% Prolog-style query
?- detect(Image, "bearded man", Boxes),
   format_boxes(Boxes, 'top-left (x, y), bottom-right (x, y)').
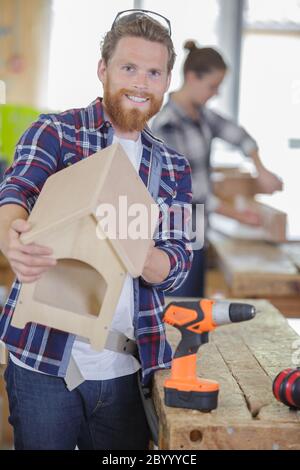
top-left (0, 10), bottom-right (193, 450)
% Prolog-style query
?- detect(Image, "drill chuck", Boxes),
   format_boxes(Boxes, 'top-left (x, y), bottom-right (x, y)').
top-left (229, 303), bottom-right (256, 323)
top-left (212, 301), bottom-right (256, 326)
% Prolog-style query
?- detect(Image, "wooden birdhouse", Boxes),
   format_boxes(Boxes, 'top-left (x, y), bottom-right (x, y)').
top-left (11, 143), bottom-right (159, 350)
top-left (0, 340), bottom-right (7, 364)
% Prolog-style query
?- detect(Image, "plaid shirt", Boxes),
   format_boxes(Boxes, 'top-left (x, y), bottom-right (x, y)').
top-left (0, 98), bottom-right (193, 385)
top-left (152, 96), bottom-right (258, 211)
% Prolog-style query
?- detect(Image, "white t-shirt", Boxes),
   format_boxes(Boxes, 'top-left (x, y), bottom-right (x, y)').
top-left (11, 135), bottom-right (143, 380)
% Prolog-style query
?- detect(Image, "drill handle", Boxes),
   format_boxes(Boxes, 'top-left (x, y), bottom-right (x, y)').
top-left (174, 328), bottom-right (209, 359)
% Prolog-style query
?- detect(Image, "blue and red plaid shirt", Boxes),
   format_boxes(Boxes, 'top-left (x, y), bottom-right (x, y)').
top-left (0, 97), bottom-right (193, 385)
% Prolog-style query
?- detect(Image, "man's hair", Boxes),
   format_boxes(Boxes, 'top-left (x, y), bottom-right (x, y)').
top-left (101, 13), bottom-right (176, 73)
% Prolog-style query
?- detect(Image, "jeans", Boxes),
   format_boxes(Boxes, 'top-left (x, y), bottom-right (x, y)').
top-left (4, 359), bottom-right (150, 450)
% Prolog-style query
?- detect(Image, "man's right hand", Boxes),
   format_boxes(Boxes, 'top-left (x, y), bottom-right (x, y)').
top-left (6, 219), bottom-right (57, 283)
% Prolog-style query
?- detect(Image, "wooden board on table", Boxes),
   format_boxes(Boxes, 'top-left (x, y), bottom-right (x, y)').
top-left (212, 169), bottom-right (258, 201)
top-left (281, 243), bottom-right (300, 271)
top-left (208, 230), bottom-right (300, 297)
top-left (210, 202), bottom-right (287, 244)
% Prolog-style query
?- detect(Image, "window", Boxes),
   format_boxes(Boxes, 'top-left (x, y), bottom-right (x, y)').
top-left (240, 0), bottom-right (300, 239)
top-left (144, 0), bottom-right (220, 92)
top-left (47, 0), bottom-right (220, 110)
top-left (47, 0), bottom-right (133, 110)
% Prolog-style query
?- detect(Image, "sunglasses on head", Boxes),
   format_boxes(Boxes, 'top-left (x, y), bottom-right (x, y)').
top-left (111, 9), bottom-right (172, 37)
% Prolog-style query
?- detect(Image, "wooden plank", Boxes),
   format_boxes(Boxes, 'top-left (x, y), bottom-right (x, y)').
top-left (205, 269), bottom-right (300, 318)
top-left (154, 300), bottom-right (300, 450)
top-left (267, 297), bottom-right (300, 319)
top-left (249, 200), bottom-right (287, 243)
top-left (209, 212), bottom-right (269, 241)
top-left (208, 230), bottom-right (300, 297)
top-left (212, 170), bottom-right (258, 201)
top-left (205, 269), bottom-right (230, 298)
top-left (281, 243), bottom-right (300, 270)
top-left (210, 205), bottom-right (287, 244)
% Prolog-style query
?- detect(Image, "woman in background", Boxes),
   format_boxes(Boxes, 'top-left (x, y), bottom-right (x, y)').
top-left (152, 40), bottom-right (282, 297)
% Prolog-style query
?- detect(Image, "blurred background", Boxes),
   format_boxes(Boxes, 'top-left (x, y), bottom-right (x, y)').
top-left (0, 0), bottom-right (299, 223)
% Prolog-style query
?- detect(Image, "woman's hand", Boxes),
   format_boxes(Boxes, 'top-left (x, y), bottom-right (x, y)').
top-left (256, 168), bottom-right (283, 194)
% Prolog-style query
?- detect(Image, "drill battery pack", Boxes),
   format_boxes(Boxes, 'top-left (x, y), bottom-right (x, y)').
top-left (164, 374), bottom-right (220, 412)
top-left (164, 387), bottom-right (219, 412)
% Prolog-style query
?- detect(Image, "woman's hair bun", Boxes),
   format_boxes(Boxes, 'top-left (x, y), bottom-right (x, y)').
top-left (184, 40), bottom-right (198, 52)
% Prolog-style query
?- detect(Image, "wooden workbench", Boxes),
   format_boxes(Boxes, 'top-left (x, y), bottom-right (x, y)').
top-left (153, 300), bottom-right (300, 450)
top-left (207, 230), bottom-right (300, 318)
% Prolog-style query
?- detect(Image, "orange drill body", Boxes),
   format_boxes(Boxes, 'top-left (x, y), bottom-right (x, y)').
top-left (163, 299), bottom-right (256, 411)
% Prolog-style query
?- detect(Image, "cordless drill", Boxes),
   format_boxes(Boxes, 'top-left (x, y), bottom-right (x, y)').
top-left (163, 299), bottom-right (256, 412)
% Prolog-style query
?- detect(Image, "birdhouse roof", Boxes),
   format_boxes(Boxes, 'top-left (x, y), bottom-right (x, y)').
top-left (21, 143), bottom-right (159, 277)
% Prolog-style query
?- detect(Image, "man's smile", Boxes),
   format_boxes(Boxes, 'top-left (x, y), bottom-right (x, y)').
top-left (125, 94), bottom-right (150, 105)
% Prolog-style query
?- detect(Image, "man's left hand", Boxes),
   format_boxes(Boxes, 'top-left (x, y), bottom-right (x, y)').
top-left (141, 241), bottom-right (171, 284)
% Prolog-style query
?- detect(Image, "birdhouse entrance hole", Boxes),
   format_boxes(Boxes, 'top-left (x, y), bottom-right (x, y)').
top-left (33, 259), bottom-right (107, 318)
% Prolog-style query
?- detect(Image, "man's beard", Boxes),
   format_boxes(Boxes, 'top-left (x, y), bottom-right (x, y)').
top-left (103, 83), bottom-right (163, 133)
